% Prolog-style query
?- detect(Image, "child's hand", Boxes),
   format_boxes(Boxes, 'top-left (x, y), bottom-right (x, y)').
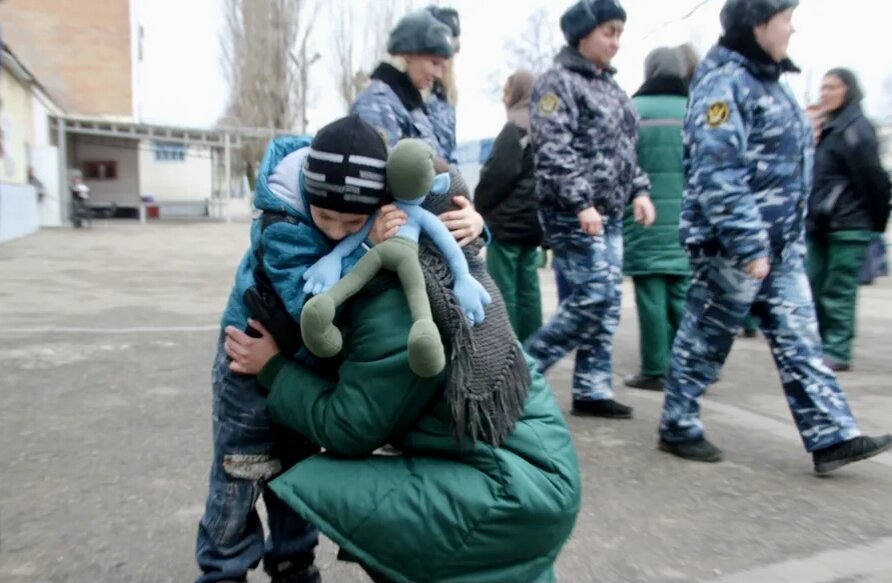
top-left (225, 319), bottom-right (280, 375)
top-left (369, 204), bottom-right (407, 245)
top-left (438, 196), bottom-right (484, 247)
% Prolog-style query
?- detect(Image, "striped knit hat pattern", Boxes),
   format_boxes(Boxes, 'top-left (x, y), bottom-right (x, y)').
top-left (303, 115), bottom-right (389, 215)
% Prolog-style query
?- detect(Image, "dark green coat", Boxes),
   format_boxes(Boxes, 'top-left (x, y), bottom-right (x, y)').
top-left (623, 81), bottom-right (690, 276)
top-left (261, 284), bottom-right (581, 583)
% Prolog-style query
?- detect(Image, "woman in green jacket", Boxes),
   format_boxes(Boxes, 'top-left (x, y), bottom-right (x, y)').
top-left (475, 69), bottom-right (543, 343)
top-left (806, 68), bottom-right (892, 372)
top-left (224, 196), bottom-right (581, 583)
top-left (622, 46), bottom-right (695, 391)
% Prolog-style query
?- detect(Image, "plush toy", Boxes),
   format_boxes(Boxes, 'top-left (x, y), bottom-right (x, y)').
top-left (300, 139), bottom-right (491, 377)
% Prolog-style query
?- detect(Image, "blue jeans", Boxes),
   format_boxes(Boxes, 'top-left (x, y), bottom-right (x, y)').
top-left (660, 251), bottom-right (861, 452)
top-left (554, 263), bottom-right (572, 304)
top-left (195, 338), bottom-right (319, 582)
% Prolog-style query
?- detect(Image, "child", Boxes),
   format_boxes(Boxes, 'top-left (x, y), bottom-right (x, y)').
top-left (195, 115), bottom-right (392, 583)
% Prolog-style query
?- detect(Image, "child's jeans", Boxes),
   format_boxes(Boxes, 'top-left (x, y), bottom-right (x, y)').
top-left (195, 337), bottom-right (319, 582)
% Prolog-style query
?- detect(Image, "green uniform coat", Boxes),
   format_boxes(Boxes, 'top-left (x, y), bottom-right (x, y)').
top-left (622, 90), bottom-right (690, 276)
top-left (623, 78), bottom-right (691, 375)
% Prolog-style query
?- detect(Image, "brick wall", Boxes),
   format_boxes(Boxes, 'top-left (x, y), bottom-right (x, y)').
top-left (0, 0), bottom-right (132, 117)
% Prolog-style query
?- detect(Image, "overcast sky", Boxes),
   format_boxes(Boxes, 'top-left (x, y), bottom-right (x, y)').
top-left (136, 0), bottom-right (892, 141)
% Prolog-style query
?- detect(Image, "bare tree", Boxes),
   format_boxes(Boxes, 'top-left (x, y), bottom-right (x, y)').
top-left (328, 0), bottom-right (422, 111)
top-left (292, 1), bottom-right (322, 133)
top-left (330, 0), bottom-right (365, 109)
top-left (219, 0), bottom-right (320, 187)
top-left (505, 8), bottom-right (562, 75)
top-left (369, 0), bottom-right (417, 64)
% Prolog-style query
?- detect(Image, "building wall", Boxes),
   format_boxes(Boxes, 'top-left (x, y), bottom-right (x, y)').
top-left (29, 145), bottom-right (63, 228)
top-left (74, 138), bottom-right (140, 205)
top-left (0, 184), bottom-right (40, 243)
top-left (139, 142), bottom-right (213, 202)
top-left (31, 93), bottom-right (53, 148)
top-left (0, 0), bottom-right (133, 117)
top-left (0, 71), bottom-right (34, 186)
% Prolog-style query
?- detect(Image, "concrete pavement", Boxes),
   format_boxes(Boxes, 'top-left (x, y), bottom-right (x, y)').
top-left (1, 222), bottom-right (890, 583)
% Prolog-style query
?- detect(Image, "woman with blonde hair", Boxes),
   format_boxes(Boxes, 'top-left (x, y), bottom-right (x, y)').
top-left (351, 8), bottom-right (485, 247)
top-left (425, 5), bottom-right (461, 164)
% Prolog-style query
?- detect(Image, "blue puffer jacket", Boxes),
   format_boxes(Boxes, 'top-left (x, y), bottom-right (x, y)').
top-left (351, 63), bottom-right (445, 159)
top-left (680, 44), bottom-right (812, 264)
top-left (427, 86), bottom-right (457, 164)
top-left (220, 136), bottom-right (366, 349)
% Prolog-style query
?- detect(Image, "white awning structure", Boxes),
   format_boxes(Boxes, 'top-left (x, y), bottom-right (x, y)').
top-left (49, 116), bottom-right (301, 223)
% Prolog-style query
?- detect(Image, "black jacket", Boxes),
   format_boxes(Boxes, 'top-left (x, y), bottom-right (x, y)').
top-left (474, 122), bottom-right (542, 246)
top-left (808, 103), bottom-right (892, 235)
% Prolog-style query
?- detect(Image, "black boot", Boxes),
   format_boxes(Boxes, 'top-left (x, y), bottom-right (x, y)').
top-left (266, 552), bottom-right (321, 583)
top-left (822, 356), bottom-right (852, 372)
top-left (658, 438), bottom-right (723, 462)
top-left (623, 374), bottom-right (664, 391)
top-left (572, 399), bottom-right (633, 419)
top-left (813, 435), bottom-right (892, 474)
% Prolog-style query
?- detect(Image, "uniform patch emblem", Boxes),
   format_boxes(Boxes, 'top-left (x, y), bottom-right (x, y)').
top-left (706, 101), bottom-right (730, 127)
top-left (538, 92), bottom-right (560, 116)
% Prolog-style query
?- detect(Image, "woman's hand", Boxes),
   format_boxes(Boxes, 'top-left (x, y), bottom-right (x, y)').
top-left (368, 204), bottom-right (408, 245)
top-left (224, 319), bottom-right (281, 375)
top-left (577, 206), bottom-right (603, 236)
top-left (438, 196), bottom-right (485, 247)
top-left (632, 196), bottom-right (656, 227)
top-left (744, 257), bottom-right (770, 280)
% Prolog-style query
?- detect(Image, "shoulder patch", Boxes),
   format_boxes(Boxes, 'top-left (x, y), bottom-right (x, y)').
top-left (538, 92), bottom-right (560, 116)
top-left (706, 101), bottom-right (730, 128)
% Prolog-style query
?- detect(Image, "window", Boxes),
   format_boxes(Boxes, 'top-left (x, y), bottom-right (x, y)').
top-left (153, 141), bottom-right (186, 162)
top-left (82, 161), bottom-right (118, 180)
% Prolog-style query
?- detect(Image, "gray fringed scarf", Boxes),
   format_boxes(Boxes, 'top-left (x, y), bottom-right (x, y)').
top-left (417, 169), bottom-right (531, 445)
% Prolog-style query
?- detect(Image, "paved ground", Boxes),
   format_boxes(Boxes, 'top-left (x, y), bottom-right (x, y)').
top-left (1, 221), bottom-right (890, 583)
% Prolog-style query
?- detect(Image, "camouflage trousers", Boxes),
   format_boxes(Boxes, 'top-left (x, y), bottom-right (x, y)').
top-left (524, 212), bottom-right (623, 401)
top-left (659, 250), bottom-right (861, 452)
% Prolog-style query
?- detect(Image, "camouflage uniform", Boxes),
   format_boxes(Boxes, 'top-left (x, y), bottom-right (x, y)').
top-left (660, 44), bottom-right (861, 451)
top-left (351, 67), bottom-right (445, 159)
top-left (427, 86), bottom-right (457, 164)
top-left (524, 46), bottom-right (650, 402)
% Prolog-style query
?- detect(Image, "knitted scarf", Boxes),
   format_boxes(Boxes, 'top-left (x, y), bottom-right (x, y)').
top-left (421, 169), bottom-right (531, 445)
top-left (358, 169), bottom-right (531, 445)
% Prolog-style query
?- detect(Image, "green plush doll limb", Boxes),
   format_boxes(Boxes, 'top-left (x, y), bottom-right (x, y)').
top-left (300, 139), bottom-right (448, 377)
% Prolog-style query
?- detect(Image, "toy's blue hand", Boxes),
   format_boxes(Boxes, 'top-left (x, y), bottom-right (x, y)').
top-left (302, 253), bottom-right (344, 295)
top-left (430, 173), bottom-right (450, 195)
top-left (453, 275), bottom-right (492, 326)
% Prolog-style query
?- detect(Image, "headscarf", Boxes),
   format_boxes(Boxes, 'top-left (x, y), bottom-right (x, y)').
top-left (824, 67), bottom-right (863, 115)
top-left (504, 69), bottom-right (535, 133)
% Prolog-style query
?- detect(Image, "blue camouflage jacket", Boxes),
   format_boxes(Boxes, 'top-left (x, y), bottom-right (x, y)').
top-left (427, 85), bottom-right (457, 164)
top-left (530, 46), bottom-right (650, 218)
top-left (681, 44), bottom-right (812, 264)
top-left (351, 63), bottom-right (445, 159)
top-left (220, 136), bottom-right (365, 353)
